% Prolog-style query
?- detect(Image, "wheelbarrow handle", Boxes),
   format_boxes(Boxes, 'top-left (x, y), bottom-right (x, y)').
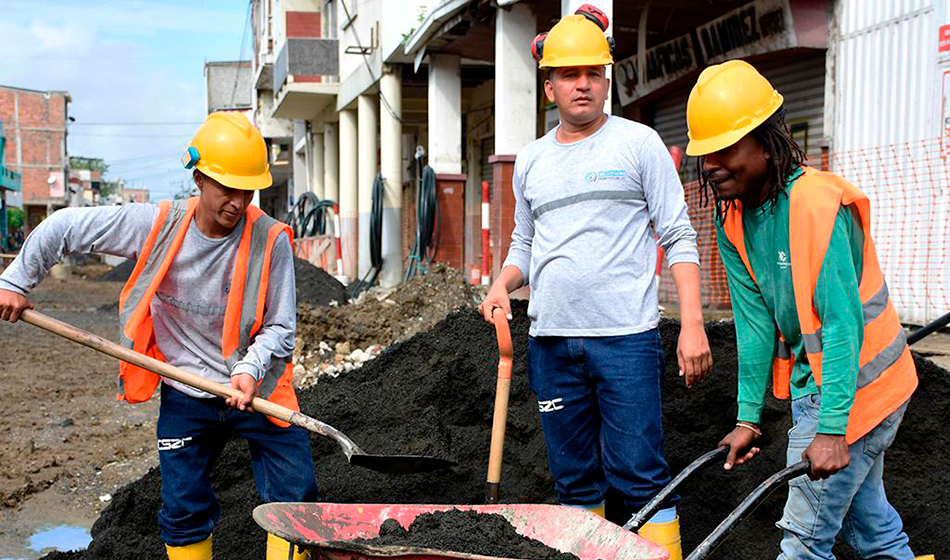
top-left (685, 460), bottom-right (811, 560)
top-left (624, 447), bottom-right (729, 531)
top-left (486, 307), bottom-right (513, 504)
top-left (907, 310), bottom-right (950, 345)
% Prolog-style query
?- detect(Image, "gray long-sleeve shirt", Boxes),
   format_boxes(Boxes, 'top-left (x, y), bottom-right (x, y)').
top-left (0, 204), bottom-right (296, 399)
top-left (503, 115), bottom-right (699, 337)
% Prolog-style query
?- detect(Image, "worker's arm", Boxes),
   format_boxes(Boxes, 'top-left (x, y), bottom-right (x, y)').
top-left (670, 262), bottom-right (712, 387)
top-left (637, 130), bottom-right (711, 386)
top-left (0, 204), bottom-right (156, 322)
top-left (479, 158), bottom-right (531, 324)
top-left (805, 206), bottom-right (864, 479)
top-left (714, 221), bottom-right (776, 470)
top-left (228, 232), bottom-right (296, 404)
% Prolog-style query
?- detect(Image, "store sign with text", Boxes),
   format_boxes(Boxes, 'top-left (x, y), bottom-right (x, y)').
top-left (615, 0), bottom-right (797, 105)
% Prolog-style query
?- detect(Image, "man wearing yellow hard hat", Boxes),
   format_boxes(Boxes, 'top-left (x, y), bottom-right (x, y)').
top-left (479, 6), bottom-right (711, 559)
top-left (687, 60), bottom-right (930, 559)
top-left (0, 112), bottom-right (317, 560)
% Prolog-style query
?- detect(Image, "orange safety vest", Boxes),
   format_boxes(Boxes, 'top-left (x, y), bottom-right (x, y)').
top-left (721, 167), bottom-right (917, 444)
top-left (116, 197), bottom-right (299, 427)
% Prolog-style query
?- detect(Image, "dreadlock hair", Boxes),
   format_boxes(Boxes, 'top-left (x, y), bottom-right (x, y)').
top-left (698, 106), bottom-right (806, 224)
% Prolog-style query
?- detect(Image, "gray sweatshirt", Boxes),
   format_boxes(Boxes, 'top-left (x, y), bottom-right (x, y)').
top-left (0, 204), bottom-right (296, 399)
top-left (503, 115), bottom-right (699, 337)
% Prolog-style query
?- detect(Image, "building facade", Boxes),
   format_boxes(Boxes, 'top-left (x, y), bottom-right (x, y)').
top-left (0, 85), bottom-right (71, 232)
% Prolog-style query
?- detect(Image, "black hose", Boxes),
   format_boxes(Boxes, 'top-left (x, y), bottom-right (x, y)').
top-left (287, 192), bottom-right (336, 238)
top-left (347, 173), bottom-right (384, 297)
top-left (404, 153), bottom-right (438, 281)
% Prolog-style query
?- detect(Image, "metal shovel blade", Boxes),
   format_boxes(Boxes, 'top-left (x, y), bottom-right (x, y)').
top-left (349, 453), bottom-right (457, 474)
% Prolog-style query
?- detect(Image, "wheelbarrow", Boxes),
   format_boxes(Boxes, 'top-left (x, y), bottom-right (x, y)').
top-left (253, 458), bottom-right (809, 560)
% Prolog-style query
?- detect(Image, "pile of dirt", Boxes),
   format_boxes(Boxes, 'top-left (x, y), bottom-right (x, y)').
top-left (93, 260), bottom-right (134, 283)
top-left (357, 510), bottom-right (577, 560)
top-left (293, 257), bottom-right (346, 307)
top-left (293, 265), bottom-right (481, 386)
top-left (45, 304), bottom-right (950, 559)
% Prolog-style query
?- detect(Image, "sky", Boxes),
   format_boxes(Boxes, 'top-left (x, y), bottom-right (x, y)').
top-left (0, 0), bottom-right (250, 200)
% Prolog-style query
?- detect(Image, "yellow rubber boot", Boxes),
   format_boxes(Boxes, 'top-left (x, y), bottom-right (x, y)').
top-left (588, 505), bottom-right (605, 518)
top-left (914, 556), bottom-right (935, 560)
top-left (267, 533), bottom-right (309, 560)
top-left (166, 537), bottom-right (212, 560)
top-left (638, 518), bottom-right (683, 560)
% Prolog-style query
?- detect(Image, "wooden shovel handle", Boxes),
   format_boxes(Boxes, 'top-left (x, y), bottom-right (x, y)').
top-left (486, 307), bottom-right (513, 503)
top-left (19, 309), bottom-right (296, 425)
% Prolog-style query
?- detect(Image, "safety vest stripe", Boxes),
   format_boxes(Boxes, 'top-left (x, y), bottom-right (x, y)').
top-left (857, 329), bottom-right (908, 389)
top-left (120, 200), bottom-right (190, 345)
top-left (236, 218), bottom-right (272, 354)
top-left (775, 340), bottom-right (791, 359)
top-left (862, 282), bottom-right (889, 325)
top-left (531, 190), bottom-right (645, 220)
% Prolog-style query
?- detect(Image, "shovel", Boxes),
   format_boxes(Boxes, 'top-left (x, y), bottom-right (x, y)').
top-left (485, 307), bottom-right (513, 504)
top-left (19, 309), bottom-right (455, 475)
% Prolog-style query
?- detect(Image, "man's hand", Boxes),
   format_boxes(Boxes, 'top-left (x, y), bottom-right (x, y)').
top-left (803, 433), bottom-right (850, 480)
top-left (478, 285), bottom-right (512, 325)
top-left (0, 289), bottom-right (33, 323)
top-left (226, 373), bottom-right (259, 412)
top-left (719, 426), bottom-right (761, 471)
top-left (677, 322), bottom-right (712, 388)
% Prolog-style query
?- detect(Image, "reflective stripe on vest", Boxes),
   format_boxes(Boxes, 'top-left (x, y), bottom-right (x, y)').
top-left (116, 198), bottom-right (298, 427)
top-left (721, 167), bottom-right (917, 443)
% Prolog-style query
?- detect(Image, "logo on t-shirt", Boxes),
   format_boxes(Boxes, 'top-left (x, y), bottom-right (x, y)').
top-left (777, 251), bottom-right (791, 269)
top-left (585, 170), bottom-right (626, 183)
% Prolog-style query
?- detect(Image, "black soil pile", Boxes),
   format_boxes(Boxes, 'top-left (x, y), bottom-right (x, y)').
top-left (45, 304), bottom-right (950, 560)
top-left (94, 260), bottom-right (134, 282)
top-left (355, 510), bottom-right (576, 560)
top-left (294, 257), bottom-right (346, 307)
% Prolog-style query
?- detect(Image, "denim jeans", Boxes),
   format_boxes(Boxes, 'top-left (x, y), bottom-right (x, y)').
top-left (156, 383), bottom-right (319, 546)
top-left (777, 393), bottom-right (913, 560)
top-left (527, 329), bottom-right (673, 514)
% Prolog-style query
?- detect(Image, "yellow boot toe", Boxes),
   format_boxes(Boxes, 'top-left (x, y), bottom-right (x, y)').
top-left (166, 536), bottom-right (212, 560)
top-left (638, 518), bottom-right (682, 560)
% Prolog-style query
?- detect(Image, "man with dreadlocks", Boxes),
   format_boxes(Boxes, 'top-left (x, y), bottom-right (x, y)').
top-left (686, 59), bottom-right (924, 559)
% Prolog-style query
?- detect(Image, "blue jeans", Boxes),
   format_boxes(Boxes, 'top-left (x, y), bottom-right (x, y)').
top-left (527, 329), bottom-right (673, 514)
top-left (777, 393), bottom-right (913, 560)
top-left (156, 383), bottom-right (319, 546)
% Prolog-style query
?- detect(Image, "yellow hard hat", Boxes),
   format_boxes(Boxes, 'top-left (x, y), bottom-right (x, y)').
top-left (536, 14), bottom-right (613, 69)
top-left (685, 59), bottom-right (784, 156)
top-left (182, 112), bottom-right (272, 190)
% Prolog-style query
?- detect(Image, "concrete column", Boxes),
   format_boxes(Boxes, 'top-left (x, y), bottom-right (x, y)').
top-left (495, 3), bottom-right (537, 154)
top-left (379, 65), bottom-right (403, 287)
top-left (492, 4), bottom-right (538, 278)
top-left (561, 0), bottom-right (613, 114)
top-left (310, 130), bottom-right (325, 199)
top-left (427, 54), bottom-right (462, 174)
top-left (357, 93), bottom-right (378, 279)
top-left (292, 120), bottom-right (309, 203)
top-left (323, 122), bottom-right (339, 205)
top-left (339, 108), bottom-right (358, 281)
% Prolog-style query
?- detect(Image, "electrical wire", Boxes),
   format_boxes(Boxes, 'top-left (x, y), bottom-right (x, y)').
top-left (230, 0), bottom-right (253, 108)
top-left (404, 149), bottom-right (438, 281)
top-left (348, 173), bottom-right (384, 297)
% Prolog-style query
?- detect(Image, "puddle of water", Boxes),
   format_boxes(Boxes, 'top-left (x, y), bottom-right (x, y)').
top-left (27, 525), bottom-right (91, 552)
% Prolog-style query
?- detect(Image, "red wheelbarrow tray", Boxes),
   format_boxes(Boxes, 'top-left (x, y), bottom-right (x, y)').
top-left (253, 503), bottom-right (669, 560)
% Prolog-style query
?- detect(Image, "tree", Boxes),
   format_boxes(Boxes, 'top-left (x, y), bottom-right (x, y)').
top-left (7, 207), bottom-right (24, 231)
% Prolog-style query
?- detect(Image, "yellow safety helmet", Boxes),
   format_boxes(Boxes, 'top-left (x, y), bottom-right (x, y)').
top-left (534, 9), bottom-right (613, 69)
top-left (685, 59), bottom-right (784, 157)
top-left (181, 112), bottom-right (272, 191)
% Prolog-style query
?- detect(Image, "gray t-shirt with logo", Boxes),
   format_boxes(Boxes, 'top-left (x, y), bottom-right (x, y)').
top-left (503, 115), bottom-right (699, 337)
